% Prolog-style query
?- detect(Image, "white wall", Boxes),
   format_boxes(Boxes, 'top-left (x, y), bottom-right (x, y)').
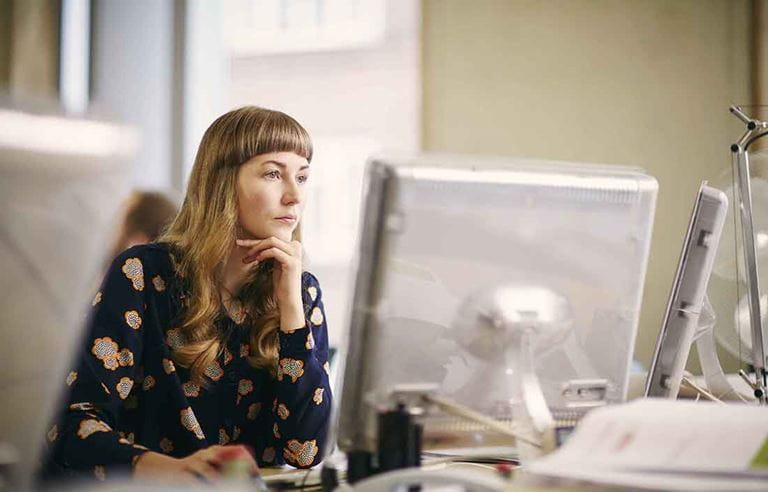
top-left (182, 0), bottom-right (229, 187)
top-left (91, 0), bottom-right (176, 190)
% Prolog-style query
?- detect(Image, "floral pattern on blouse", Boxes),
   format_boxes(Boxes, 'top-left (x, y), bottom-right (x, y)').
top-left (121, 258), bottom-right (144, 291)
top-left (247, 403), bottom-right (261, 420)
top-left (142, 375), bottom-right (156, 391)
top-left (182, 381), bottom-right (200, 398)
top-left (116, 348), bottom-right (134, 367)
top-left (159, 438), bottom-right (173, 453)
top-left (181, 407), bottom-right (205, 440)
top-left (162, 358), bottom-right (175, 374)
top-left (66, 371), bottom-right (78, 386)
top-left (262, 447), bottom-right (276, 464)
top-left (77, 419), bottom-right (111, 440)
top-left (91, 337), bottom-right (135, 371)
top-left (219, 428), bottom-right (230, 445)
top-left (152, 275), bottom-right (166, 292)
top-left (306, 330), bottom-right (315, 350)
top-left (124, 310), bottom-right (142, 330)
top-left (40, 244), bottom-right (332, 483)
top-left (204, 361), bottom-right (224, 382)
top-left (115, 377), bottom-right (133, 400)
top-left (310, 307), bottom-right (324, 326)
top-left (165, 328), bottom-right (185, 349)
top-left (313, 388), bottom-right (324, 405)
top-left (47, 425), bottom-right (58, 443)
top-left (284, 439), bottom-right (319, 468)
top-left (278, 358), bottom-right (305, 383)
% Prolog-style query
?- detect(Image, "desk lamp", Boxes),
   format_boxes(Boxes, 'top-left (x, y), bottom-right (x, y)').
top-left (728, 106), bottom-right (768, 403)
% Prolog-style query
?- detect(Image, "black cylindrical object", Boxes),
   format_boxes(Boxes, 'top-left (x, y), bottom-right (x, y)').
top-left (410, 422), bottom-right (422, 468)
top-left (346, 450), bottom-right (374, 484)
top-left (320, 462), bottom-right (340, 491)
top-left (377, 403), bottom-right (422, 472)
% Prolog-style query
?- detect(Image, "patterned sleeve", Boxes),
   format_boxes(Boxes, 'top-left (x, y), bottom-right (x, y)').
top-left (44, 251), bottom-right (151, 478)
top-left (260, 272), bottom-right (333, 469)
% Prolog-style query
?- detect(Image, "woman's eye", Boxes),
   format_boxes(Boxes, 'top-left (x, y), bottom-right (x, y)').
top-left (297, 174), bottom-right (309, 184)
top-left (265, 170), bottom-right (280, 179)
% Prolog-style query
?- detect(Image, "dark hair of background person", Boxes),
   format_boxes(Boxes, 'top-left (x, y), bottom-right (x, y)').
top-left (108, 190), bottom-right (179, 262)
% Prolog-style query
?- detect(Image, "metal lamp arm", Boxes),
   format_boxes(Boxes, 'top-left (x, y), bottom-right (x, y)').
top-left (729, 105), bottom-right (768, 403)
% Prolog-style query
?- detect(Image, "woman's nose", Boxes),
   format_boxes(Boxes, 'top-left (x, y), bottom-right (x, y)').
top-left (282, 181), bottom-right (302, 205)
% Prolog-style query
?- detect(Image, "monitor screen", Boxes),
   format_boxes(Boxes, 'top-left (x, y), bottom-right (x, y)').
top-left (336, 154), bottom-right (658, 453)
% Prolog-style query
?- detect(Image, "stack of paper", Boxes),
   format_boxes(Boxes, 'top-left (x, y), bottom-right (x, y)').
top-left (525, 398), bottom-right (768, 490)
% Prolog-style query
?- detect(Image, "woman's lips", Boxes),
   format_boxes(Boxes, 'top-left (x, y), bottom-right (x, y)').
top-left (275, 216), bottom-right (297, 224)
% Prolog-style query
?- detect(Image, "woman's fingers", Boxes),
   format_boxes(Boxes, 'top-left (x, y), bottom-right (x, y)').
top-left (178, 445), bottom-right (226, 483)
top-left (245, 454), bottom-right (260, 475)
top-left (134, 446), bottom-right (250, 485)
top-left (201, 445), bottom-right (227, 464)
top-left (255, 246), bottom-right (296, 267)
top-left (237, 239), bottom-right (263, 264)
top-left (186, 456), bottom-right (222, 483)
top-left (235, 239), bottom-right (260, 246)
top-left (239, 237), bottom-right (301, 264)
top-left (213, 444), bottom-right (260, 475)
top-left (177, 471), bottom-right (205, 485)
top-left (237, 237), bottom-right (297, 254)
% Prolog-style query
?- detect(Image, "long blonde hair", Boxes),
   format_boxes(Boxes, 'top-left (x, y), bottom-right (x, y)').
top-left (159, 106), bottom-right (312, 384)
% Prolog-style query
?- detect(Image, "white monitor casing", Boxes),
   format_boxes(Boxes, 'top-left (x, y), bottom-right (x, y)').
top-left (337, 154), bottom-right (658, 453)
top-left (645, 183), bottom-right (728, 399)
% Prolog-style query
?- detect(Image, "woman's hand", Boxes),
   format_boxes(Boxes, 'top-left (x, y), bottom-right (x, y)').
top-left (133, 445), bottom-right (259, 483)
top-left (236, 237), bottom-right (305, 332)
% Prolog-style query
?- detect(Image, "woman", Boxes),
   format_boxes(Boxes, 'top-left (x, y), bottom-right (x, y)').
top-left (42, 106), bottom-right (332, 483)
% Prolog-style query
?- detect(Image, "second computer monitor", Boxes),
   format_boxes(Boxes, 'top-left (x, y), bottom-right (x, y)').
top-left (645, 183), bottom-right (728, 399)
top-left (338, 154), bottom-right (658, 453)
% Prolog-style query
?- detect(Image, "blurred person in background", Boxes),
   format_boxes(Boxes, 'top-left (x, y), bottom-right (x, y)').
top-left (41, 106), bottom-right (332, 485)
top-left (107, 190), bottom-right (179, 263)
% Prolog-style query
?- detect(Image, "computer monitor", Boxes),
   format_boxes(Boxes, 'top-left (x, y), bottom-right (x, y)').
top-left (0, 108), bottom-right (134, 489)
top-left (644, 183), bottom-right (728, 399)
top-left (336, 154), bottom-right (658, 455)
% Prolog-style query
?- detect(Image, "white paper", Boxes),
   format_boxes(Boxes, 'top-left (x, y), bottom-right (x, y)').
top-left (526, 398), bottom-right (768, 490)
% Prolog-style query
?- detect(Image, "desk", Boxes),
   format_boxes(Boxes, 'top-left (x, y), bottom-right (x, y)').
top-left (260, 457), bottom-right (608, 491)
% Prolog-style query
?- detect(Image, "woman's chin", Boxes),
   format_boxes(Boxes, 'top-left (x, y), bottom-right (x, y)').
top-left (267, 228), bottom-right (294, 243)
top-left (238, 226), bottom-right (293, 242)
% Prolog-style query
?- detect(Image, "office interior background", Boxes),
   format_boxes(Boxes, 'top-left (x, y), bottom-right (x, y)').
top-left (1, 0), bottom-right (767, 375)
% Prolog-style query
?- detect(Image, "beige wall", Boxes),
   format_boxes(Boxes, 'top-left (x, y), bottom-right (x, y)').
top-left (0, 0), bottom-right (11, 88)
top-left (422, 0), bottom-right (752, 369)
top-left (0, 0), bottom-right (60, 100)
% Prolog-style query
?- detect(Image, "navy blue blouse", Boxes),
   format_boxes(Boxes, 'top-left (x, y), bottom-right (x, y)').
top-left (42, 243), bottom-right (332, 482)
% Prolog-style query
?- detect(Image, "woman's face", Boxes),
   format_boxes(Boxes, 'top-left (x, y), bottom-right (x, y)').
top-left (235, 151), bottom-right (310, 242)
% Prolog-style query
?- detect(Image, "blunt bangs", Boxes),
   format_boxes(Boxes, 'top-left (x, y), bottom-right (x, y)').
top-left (236, 108), bottom-right (313, 165)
